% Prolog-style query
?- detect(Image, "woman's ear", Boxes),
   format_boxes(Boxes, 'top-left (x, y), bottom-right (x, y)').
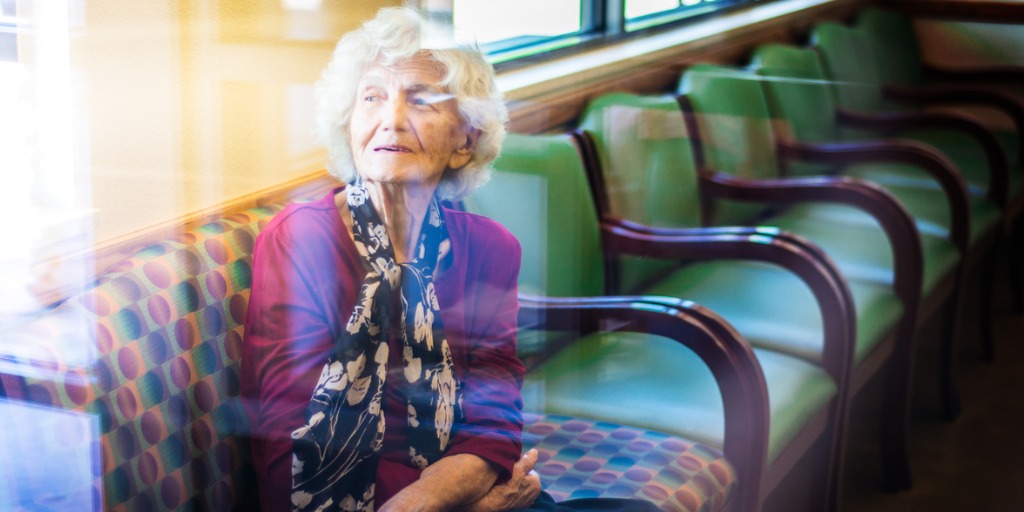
top-left (461, 128), bottom-right (480, 154)
top-left (449, 128), bottom-right (479, 169)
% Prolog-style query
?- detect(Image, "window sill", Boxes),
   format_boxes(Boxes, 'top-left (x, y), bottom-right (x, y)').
top-left (495, 0), bottom-right (855, 131)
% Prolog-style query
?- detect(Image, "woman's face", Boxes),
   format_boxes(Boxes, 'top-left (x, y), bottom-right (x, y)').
top-left (349, 55), bottom-right (473, 189)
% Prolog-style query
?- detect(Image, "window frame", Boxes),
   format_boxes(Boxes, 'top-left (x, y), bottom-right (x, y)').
top-left (468, 0), bottom-right (765, 69)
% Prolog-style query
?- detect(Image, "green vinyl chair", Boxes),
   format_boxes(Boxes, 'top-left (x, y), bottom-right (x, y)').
top-left (573, 94), bottom-right (872, 510)
top-left (677, 62), bottom-right (973, 491)
top-left (856, 6), bottom-right (1024, 92)
top-left (829, 13), bottom-right (1024, 313)
top-left (465, 132), bottom-right (855, 512)
top-left (749, 42), bottom-right (996, 416)
top-left (811, 21), bottom-right (1016, 235)
top-left (577, 88), bottom-right (923, 499)
top-left (856, 6), bottom-right (1024, 169)
top-left (841, 10), bottom-right (1022, 164)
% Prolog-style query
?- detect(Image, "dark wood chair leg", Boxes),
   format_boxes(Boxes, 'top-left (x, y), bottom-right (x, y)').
top-left (1011, 216), bottom-right (1024, 314)
top-left (881, 318), bottom-right (916, 492)
top-left (980, 242), bottom-right (999, 361)
top-left (940, 287), bottom-right (965, 421)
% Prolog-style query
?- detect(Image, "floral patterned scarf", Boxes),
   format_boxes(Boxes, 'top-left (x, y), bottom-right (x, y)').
top-left (290, 181), bottom-right (463, 511)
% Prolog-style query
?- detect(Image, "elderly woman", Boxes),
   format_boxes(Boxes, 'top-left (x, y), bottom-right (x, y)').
top-left (242, 8), bottom-right (662, 512)
top-left (241, 8), bottom-right (538, 512)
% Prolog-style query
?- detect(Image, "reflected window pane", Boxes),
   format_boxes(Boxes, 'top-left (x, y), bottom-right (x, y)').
top-left (625, 0), bottom-right (727, 31)
top-left (626, 0), bottom-right (681, 20)
top-left (452, 0), bottom-right (581, 48)
top-left (0, 398), bottom-right (101, 511)
top-left (0, 1), bottom-right (91, 325)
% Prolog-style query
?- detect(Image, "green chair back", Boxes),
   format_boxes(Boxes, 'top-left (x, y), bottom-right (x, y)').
top-left (678, 63), bottom-right (780, 226)
top-left (856, 7), bottom-right (927, 88)
top-left (578, 93), bottom-right (704, 229)
top-left (751, 44), bottom-right (841, 144)
top-left (750, 43), bottom-right (843, 176)
top-left (577, 92), bottom-right (701, 291)
top-left (811, 22), bottom-right (888, 114)
top-left (464, 132), bottom-right (605, 299)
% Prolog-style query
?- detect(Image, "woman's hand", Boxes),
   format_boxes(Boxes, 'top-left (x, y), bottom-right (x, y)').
top-left (379, 454), bottom-right (499, 512)
top-left (460, 449), bottom-right (542, 512)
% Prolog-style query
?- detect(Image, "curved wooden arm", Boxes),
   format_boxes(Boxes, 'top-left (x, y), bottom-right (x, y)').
top-left (610, 220), bottom-right (849, 297)
top-left (882, 84), bottom-right (1024, 164)
top-left (600, 221), bottom-right (855, 394)
top-left (777, 138), bottom-right (971, 253)
top-left (518, 294), bottom-right (768, 511)
top-left (836, 108), bottom-right (1009, 207)
top-left (699, 171), bottom-right (925, 314)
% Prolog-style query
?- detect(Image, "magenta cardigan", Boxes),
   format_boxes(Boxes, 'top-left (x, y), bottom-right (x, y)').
top-left (241, 189), bottom-right (525, 511)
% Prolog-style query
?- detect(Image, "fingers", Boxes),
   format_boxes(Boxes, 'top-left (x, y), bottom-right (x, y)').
top-left (521, 449), bottom-right (539, 472)
top-left (524, 470), bottom-right (542, 504)
top-left (511, 449), bottom-right (540, 478)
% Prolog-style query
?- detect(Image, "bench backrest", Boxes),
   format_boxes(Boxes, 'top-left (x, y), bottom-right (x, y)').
top-left (0, 204), bottom-right (284, 511)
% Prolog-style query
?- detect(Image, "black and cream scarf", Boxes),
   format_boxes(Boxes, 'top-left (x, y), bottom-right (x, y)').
top-left (290, 181), bottom-right (463, 512)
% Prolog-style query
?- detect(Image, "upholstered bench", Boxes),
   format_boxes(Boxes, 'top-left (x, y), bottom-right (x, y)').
top-left (0, 201), bottom-right (736, 511)
top-left (0, 204), bottom-right (283, 511)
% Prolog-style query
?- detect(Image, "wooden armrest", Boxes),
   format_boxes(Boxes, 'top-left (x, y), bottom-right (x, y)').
top-left (883, 83), bottom-right (1024, 162)
top-left (777, 138), bottom-right (971, 253)
top-left (598, 221), bottom-right (855, 391)
top-left (608, 221), bottom-right (848, 294)
top-left (699, 171), bottom-right (925, 309)
top-left (836, 108), bottom-right (1009, 207)
top-left (517, 293), bottom-right (768, 512)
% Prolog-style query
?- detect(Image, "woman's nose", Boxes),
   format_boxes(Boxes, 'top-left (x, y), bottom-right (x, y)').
top-left (381, 97), bottom-right (409, 131)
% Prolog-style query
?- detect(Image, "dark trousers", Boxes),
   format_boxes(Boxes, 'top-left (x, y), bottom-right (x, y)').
top-left (514, 492), bottom-right (662, 512)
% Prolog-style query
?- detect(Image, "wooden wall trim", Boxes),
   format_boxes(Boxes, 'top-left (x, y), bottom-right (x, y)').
top-left (884, 0), bottom-right (1024, 23)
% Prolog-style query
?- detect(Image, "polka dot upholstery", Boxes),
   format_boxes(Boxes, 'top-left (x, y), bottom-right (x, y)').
top-left (523, 414), bottom-right (735, 512)
top-left (0, 205), bottom-right (283, 511)
top-left (0, 200), bottom-right (736, 512)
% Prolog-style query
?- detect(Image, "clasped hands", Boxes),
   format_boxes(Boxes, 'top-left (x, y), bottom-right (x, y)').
top-left (463, 449), bottom-right (542, 512)
top-left (379, 449), bottom-right (542, 512)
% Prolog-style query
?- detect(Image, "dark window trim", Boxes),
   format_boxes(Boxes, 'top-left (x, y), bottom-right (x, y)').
top-left (490, 0), bottom-right (765, 71)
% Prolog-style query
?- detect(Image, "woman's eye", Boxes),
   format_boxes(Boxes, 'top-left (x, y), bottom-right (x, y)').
top-left (412, 96), bottom-right (429, 106)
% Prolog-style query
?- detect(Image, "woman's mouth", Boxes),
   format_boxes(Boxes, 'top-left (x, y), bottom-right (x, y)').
top-left (375, 145), bottom-right (412, 153)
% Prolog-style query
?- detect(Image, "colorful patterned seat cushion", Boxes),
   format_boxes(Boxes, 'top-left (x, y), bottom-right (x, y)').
top-left (0, 204), bottom-right (284, 511)
top-left (523, 414), bottom-right (735, 512)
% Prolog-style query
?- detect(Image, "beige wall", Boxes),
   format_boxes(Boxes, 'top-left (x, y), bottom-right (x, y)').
top-left (916, 19), bottom-right (1024, 66)
top-left (912, 18), bottom-right (1024, 129)
top-left (78, 0), bottom-right (398, 247)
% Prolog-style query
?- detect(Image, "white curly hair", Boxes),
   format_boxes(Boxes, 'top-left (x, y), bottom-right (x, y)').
top-left (315, 7), bottom-right (508, 200)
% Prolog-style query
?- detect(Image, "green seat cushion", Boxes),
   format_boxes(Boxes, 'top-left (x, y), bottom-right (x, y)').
top-left (1014, 162), bottom-right (1024, 199)
top-left (643, 260), bottom-right (901, 366)
top-left (770, 204), bottom-right (961, 298)
top-left (897, 129), bottom-right (1008, 192)
top-left (843, 163), bottom-right (1003, 245)
top-left (994, 129), bottom-right (1021, 168)
top-left (523, 413), bottom-right (735, 509)
top-left (524, 332), bottom-right (836, 464)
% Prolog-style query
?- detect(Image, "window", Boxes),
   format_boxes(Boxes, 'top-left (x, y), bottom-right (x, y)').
top-left (423, 0), bottom-right (760, 63)
top-left (0, 1), bottom-right (91, 347)
top-left (1, 0), bottom-right (16, 61)
top-left (625, 0), bottom-right (742, 31)
top-left (448, 0), bottom-right (592, 63)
